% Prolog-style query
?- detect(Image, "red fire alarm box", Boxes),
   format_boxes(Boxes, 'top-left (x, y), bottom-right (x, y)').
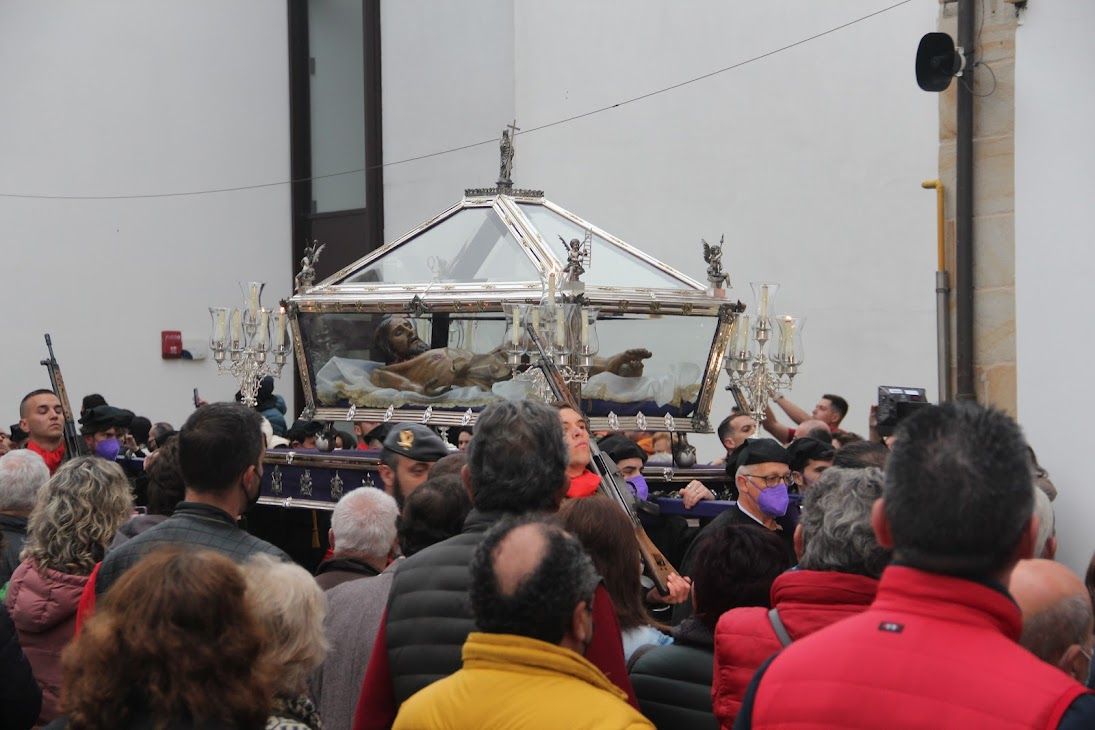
top-left (161, 331), bottom-right (183, 359)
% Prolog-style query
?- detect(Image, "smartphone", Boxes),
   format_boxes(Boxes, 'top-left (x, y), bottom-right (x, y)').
top-left (193, 388), bottom-right (201, 408)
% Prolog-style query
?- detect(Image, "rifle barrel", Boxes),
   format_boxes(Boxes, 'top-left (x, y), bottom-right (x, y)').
top-left (40, 334), bottom-right (87, 459)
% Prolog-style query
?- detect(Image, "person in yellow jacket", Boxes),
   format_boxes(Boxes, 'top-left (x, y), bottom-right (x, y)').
top-left (393, 518), bottom-right (653, 730)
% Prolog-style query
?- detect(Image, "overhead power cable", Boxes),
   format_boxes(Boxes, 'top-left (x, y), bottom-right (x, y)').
top-left (0, 0), bottom-right (914, 201)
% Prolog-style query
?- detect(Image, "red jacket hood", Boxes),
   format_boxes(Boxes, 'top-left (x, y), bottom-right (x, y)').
top-left (768, 569), bottom-right (879, 634)
top-left (5, 560), bottom-right (88, 634)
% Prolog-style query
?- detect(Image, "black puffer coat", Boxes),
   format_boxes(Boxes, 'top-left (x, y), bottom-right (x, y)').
top-left (0, 602), bottom-right (42, 730)
top-left (629, 617), bottom-right (719, 730)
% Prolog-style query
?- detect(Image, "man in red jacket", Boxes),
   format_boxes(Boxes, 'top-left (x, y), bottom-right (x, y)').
top-left (737, 402), bottom-right (1095, 729)
top-left (713, 465), bottom-right (887, 727)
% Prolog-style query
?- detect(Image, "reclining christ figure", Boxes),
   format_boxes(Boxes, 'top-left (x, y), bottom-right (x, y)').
top-left (368, 315), bottom-right (652, 396)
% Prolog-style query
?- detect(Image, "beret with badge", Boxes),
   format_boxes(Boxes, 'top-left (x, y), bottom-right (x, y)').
top-left (382, 424), bottom-right (450, 463)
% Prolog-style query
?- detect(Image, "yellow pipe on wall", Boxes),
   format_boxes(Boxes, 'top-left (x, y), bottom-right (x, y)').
top-left (921, 179), bottom-right (945, 271)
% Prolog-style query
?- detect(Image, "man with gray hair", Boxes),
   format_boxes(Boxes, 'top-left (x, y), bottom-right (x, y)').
top-left (1010, 559), bottom-right (1094, 683)
top-left (0, 449), bottom-right (50, 584)
top-left (393, 517), bottom-right (653, 729)
top-left (712, 467), bottom-right (889, 725)
top-left (315, 487), bottom-right (399, 591)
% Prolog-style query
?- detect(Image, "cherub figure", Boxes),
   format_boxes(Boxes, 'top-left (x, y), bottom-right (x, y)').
top-left (702, 235), bottom-right (729, 289)
top-left (295, 240), bottom-right (326, 292)
top-left (560, 235), bottom-right (586, 282)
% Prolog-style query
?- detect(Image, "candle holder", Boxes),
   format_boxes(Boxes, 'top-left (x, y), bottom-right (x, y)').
top-left (501, 300), bottom-right (600, 386)
top-left (724, 281), bottom-right (805, 423)
top-left (770, 315), bottom-right (806, 378)
top-left (209, 283), bottom-right (291, 406)
top-left (750, 281), bottom-right (779, 346)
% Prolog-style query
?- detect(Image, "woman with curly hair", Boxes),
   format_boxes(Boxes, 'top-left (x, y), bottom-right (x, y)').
top-left (56, 548), bottom-right (277, 729)
top-left (4, 456), bottom-right (132, 724)
top-left (244, 554), bottom-right (329, 730)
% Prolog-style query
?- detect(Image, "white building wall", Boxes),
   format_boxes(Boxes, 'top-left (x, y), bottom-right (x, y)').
top-left (0, 1), bottom-right (293, 429)
top-left (381, 0), bottom-right (516, 239)
top-left (1015, 4), bottom-right (1095, 575)
top-left (383, 0), bottom-right (940, 457)
top-left (0, 1), bottom-right (941, 453)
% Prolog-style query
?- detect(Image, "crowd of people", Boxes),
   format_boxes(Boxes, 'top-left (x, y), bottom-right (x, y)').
top-left (0, 381), bottom-right (1091, 729)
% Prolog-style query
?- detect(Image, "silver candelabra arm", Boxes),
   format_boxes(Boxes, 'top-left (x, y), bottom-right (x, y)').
top-left (723, 292), bottom-right (804, 424)
top-left (503, 301), bottom-right (599, 389)
top-left (211, 343), bottom-right (290, 407)
top-left (209, 283), bottom-right (291, 407)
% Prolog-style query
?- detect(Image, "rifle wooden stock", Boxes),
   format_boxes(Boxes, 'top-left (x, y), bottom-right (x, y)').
top-left (634, 521), bottom-right (675, 594)
top-left (526, 325), bottom-right (677, 595)
top-left (40, 334), bottom-right (88, 460)
top-left (588, 447), bottom-right (675, 595)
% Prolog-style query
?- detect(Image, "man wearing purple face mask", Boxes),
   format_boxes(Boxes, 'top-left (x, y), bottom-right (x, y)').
top-left (596, 435), bottom-right (650, 501)
top-left (78, 404), bottom-right (134, 461)
top-left (672, 439), bottom-right (798, 623)
top-left (685, 439), bottom-right (796, 566)
top-left (727, 438), bottom-right (797, 561)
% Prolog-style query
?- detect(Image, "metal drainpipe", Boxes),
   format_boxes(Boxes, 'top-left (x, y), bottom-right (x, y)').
top-left (923, 179), bottom-right (951, 402)
top-left (955, 0), bottom-right (976, 400)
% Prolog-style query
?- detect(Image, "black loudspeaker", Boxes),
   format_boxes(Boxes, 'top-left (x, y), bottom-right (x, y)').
top-left (916, 32), bottom-right (962, 92)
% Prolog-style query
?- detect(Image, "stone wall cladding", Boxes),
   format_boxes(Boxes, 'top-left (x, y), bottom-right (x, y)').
top-left (937, 0), bottom-right (1018, 414)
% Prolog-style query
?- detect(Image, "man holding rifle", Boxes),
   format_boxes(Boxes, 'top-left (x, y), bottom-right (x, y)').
top-left (555, 404), bottom-right (692, 604)
top-left (27, 335), bottom-right (90, 471)
top-left (18, 389), bottom-right (65, 474)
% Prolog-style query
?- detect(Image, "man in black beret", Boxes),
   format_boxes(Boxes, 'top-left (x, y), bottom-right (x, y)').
top-left (379, 424), bottom-right (450, 509)
top-left (786, 437), bottom-right (835, 491)
top-left (721, 439), bottom-right (797, 551)
top-left (671, 438), bottom-right (797, 623)
top-left (79, 404), bottom-right (134, 461)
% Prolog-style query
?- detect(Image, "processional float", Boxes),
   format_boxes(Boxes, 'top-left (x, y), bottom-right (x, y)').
top-left (247, 128), bottom-right (805, 530)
